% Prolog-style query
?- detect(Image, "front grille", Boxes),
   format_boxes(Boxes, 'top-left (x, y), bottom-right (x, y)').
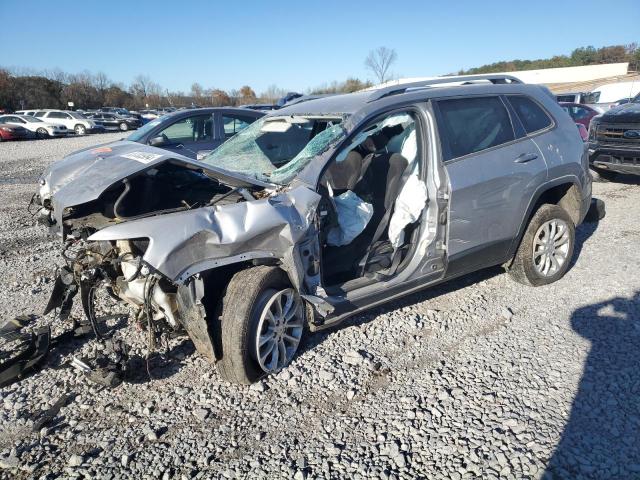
top-left (595, 123), bottom-right (640, 146)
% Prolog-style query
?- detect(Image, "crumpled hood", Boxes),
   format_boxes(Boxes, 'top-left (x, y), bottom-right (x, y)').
top-left (40, 141), bottom-right (274, 229)
top-left (600, 102), bottom-right (640, 124)
top-left (41, 141), bottom-right (185, 204)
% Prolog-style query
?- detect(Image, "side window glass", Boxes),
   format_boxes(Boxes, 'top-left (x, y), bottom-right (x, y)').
top-left (223, 116), bottom-right (252, 138)
top-left (437, 97), bottom-right (515, 160)
top-left (508, 95), bottom-right (553, 134)
top-left (35, 112), bottom-right (46, 118)
top-left (158, 115), bottom-right (213, 143)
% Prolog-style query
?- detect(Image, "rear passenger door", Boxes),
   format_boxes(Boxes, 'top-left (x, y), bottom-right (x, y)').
top-left (434, 95), bottom-right (548, 274)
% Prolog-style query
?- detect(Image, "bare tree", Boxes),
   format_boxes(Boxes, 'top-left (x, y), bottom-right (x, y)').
top-left (364, 47), bottom-right (397, 84)
top-left (190, 82), bottom-right (204, 100)
top-left (261, 84), bottom-right (287, 104)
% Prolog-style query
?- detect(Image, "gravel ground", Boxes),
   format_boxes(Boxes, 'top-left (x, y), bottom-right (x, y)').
top-left (0, 134), bottom-right (639, 480)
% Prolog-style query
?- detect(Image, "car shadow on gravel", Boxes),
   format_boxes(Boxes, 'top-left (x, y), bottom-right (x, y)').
top-left (569, 215), bottom-right (600, 270)
top-left (544, 291), bottom-right (640, 479)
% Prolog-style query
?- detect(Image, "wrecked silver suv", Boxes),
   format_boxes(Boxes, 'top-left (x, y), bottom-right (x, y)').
top-left (34, 75), bottom-right (592, 384)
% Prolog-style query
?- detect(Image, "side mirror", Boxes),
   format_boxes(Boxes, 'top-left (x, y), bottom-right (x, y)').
top-left (149, 135), bottom-right (165, 147)
top-left (196, 150), bottom-right (213, 161)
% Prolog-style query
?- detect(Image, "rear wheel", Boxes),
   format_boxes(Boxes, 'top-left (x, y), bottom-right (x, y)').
top-left (74, 124), bottom-right (86, 135)
top-left (119, 122), bottom-right (128, 132)
top-left (217, 266), bottom-right (305, 384)
top-left (36, 127), bottom-right (48, 139)
top-left (509, 204), bottom-right (575, 286)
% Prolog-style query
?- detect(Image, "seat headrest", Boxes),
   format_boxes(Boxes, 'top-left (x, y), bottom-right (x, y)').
top-left (326, 150), bottom-right (364, 190)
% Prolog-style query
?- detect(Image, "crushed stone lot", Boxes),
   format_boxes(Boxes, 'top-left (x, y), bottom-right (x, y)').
top-left (0, 134), bottom-right (639, 480)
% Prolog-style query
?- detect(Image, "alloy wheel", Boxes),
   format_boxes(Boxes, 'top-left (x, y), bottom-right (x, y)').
top-left (532, 219), bottom-right (571, 277)
top-left (254, 288), bottom-right (304, 373)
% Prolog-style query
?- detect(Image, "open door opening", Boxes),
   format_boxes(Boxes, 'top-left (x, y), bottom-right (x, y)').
top-left (318, 110), bottom-right (429, 288)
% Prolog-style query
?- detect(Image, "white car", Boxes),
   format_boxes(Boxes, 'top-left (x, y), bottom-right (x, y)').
top-left (0, 114), bottom-right (68, 138)
top-left (32, 110), bottom-right (101, 135)
top-left (583, 81), bottom-right (640, 113)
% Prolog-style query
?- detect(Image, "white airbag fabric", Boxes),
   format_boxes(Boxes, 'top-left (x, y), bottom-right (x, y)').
top-left (388, 174), bottom-right (428, 248)
top-left (327, 191), bottom-right (373, 246)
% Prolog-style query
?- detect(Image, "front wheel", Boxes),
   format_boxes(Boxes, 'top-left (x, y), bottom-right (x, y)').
top-left (119, 122), bottom-right (129, 132)
top-left (36, 127), bottom-right (49, 139)
top-left (508, 204), bottom-right (575, 286)
top-left (217, 266), bottom-right (305, 384)
top-left (74, 124), bottom-right (86, 135)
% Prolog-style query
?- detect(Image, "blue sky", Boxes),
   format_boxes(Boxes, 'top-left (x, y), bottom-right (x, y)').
top-left (1, 0), bottom-right (638, 94)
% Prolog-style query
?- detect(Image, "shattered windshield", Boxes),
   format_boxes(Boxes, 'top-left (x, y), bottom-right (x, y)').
top-left (202, 115), bottom-right (346, 184)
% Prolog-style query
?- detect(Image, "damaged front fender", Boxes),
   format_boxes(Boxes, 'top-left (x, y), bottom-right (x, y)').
top-left (87, 186), bottom-right (321, 285)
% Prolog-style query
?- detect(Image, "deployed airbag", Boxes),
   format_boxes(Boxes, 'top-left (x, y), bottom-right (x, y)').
top-left (327, 190), bottom-right (373, 246)
top-left (388, 174), bottom-right (428, 248)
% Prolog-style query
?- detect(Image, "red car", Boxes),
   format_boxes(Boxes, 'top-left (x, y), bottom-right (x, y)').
top-left (0, 122), bottom-right (30, 141)
top-left (560, 102), bottom-right (599, 130)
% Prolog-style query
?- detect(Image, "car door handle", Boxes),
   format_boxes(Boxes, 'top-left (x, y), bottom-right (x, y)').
top-left (514, 153), bottom-right (538, 164)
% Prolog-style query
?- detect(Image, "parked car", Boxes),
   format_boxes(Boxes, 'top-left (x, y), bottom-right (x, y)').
top-left (124, 107), bottom-right (264, 158)
top-left (0, 114), bottom-right (68, 138)
top-left (14, 110), bottom-right (38, 116)
top-left (582, 81), bottom-right (640, 113)
top-left (560, 102), bottom-right (599, 129)
top-left (87, 112), bottom-right (142, 132)
top-left (588, 92), bottom-right (640, 180)
top-left (556, 92), bottom-right (587, 104)
top-left (0, 122), bottom-right (30, 141)
top-left (33, 110), bottom-right (102, 135)
top-left (100, 107), bottom-right (131, 116)
top-left (576, 123), bottom-right (588, 142)
top-left (34, 74), bottom-right (593, 384)
top-left (241, 104), bottom-right (277, 111)
top-left (139, 110), bottom-right (160, 123)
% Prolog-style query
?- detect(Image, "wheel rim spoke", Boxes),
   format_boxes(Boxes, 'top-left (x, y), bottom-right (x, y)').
top-left (254, 288), bottom-right (304, 373)
top-left (532, 218), bottom-right (571, 277)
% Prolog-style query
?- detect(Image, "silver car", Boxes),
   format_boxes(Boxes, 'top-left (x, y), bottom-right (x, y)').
top-left (35, 74), bottom-right (592, 384)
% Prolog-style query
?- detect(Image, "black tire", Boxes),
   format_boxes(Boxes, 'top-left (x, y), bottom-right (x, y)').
top-left (590, 167), bottom-right (618, 183)
top-left (508, 204), bottom-right (575, 287)
top-left (119, 122), bottom-right (128, 132)
top-left (217, 266), bottom-right (304, 384)
top-left (74, 124), bottom-right (86, 135)
top-left (36, 127), bottom-right (48, 139)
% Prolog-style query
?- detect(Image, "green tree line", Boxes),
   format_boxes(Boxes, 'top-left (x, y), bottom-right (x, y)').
top-left (458, 43), bottom-right (640, 75)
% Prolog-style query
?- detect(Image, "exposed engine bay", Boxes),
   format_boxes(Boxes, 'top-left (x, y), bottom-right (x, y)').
top-left (53, 161), bottom-right (257, 239)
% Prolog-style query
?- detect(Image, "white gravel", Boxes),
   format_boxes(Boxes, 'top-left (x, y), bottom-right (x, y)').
top-left (0, 134), bottom-right (639, 479)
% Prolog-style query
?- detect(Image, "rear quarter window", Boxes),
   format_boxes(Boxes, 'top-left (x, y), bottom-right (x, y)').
top-left (508, 95), bottom-right (553, 134)
top-left (436, 96), bottom-right (515, 161)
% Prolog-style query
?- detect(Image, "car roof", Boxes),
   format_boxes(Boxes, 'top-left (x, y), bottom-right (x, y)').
top-left (274, 78), bottom-right (554, 128)
top-left (161, 107), bottom-right (265, 120)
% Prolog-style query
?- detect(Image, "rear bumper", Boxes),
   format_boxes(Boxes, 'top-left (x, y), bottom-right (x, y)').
top-left (1, 131), bottom-right (30, 140)
top-left (589, 145), bottom-right (640, 175)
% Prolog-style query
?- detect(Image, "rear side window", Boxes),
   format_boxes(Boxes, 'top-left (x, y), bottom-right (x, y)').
top-left (508, 95), bottom-right (553, 134)
top-left (437, 96), bottom-right (515, 160)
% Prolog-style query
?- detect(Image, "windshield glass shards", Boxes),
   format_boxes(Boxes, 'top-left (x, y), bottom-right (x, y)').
top-left (202, 115), bottom-right (346, 185)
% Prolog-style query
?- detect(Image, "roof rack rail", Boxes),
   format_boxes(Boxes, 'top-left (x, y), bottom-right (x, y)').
top-left (367, 74), bottom-right (523, 103)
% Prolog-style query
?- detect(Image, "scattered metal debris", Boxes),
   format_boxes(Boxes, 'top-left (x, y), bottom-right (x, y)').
top-left (31, 392), bottom-right (74, 432)
top-left (0, 326), bottom-right (51, 388)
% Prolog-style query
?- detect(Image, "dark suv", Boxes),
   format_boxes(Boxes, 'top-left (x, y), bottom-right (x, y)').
top-left (588, 93), bottom-right (640, 180)
top-left (36, 75), bottom-right (592, 384)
